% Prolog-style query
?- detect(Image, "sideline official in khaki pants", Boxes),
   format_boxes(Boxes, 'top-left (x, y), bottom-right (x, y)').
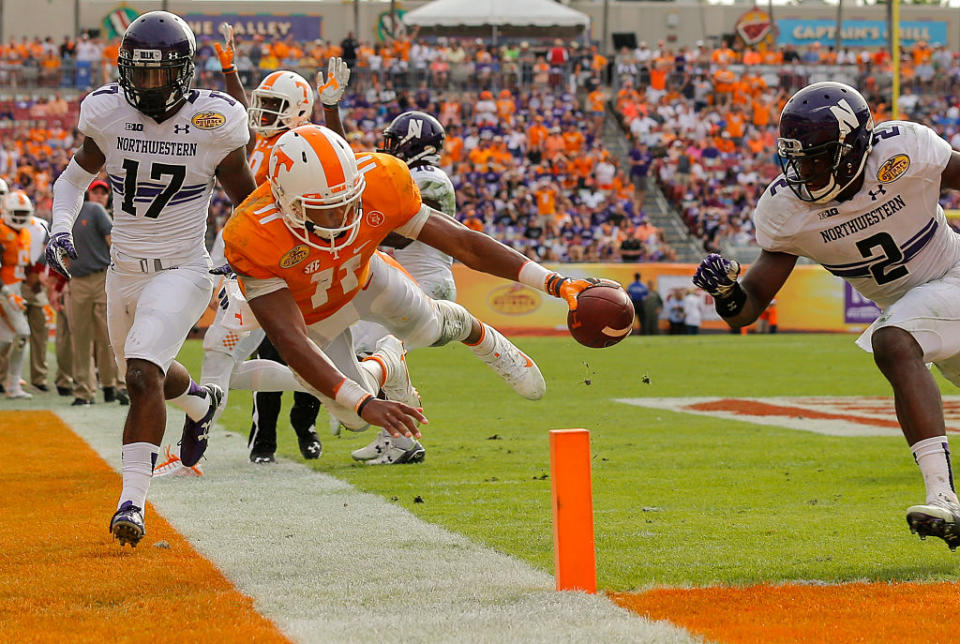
top-left (66, 180), bottom-right (125, 405)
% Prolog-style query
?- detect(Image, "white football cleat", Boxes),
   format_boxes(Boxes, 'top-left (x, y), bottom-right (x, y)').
top-left (351, 428), bottom-right (425, 465)
top-left (472, 325), bottom-right (545, 400)
top-left (5, 387), bottom-right (32, 400)
top-left (371, 335), bottom-right (421, 408)
top-left (907, 497), bottom-right (960, 551)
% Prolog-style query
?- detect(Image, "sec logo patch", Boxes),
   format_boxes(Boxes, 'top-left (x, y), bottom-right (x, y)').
top-left (876, 154), bottom-right (910, 183)
top-left (280, 244), bottom-right (310, 269)
top-left (366, 210), bottom-right (385, 227)
top-left (191, 111), bottom-right (226, 130)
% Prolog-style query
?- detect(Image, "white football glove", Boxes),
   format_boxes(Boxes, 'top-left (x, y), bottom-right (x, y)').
top-left (317, 57), bottom-right (350, 107)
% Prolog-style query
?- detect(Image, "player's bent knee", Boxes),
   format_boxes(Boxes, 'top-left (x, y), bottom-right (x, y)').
top-left (431, 299), bottom-right (472, 346)
top-left (871, 326), bottom-right (924, 372)
top-left (125, 360), bottom-right (164, 397)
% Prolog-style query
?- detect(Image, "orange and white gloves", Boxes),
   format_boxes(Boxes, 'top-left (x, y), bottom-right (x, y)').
top-left (1, 285), bottom-right (25, 311)
top-left (518, 261), bottom-right (605, 312)
top-left (214, 22), bottom-right (236, 74)
top-left (317, 57), bottom-right (351, 107)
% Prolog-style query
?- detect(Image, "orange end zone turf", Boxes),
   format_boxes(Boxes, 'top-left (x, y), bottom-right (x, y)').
top-left (0, 411), bottom-right (289, 642)
top-left (611, 581), bottom-right (960, 642)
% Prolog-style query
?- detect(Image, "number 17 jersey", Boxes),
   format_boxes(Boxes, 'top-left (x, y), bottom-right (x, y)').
top-left (754, 120), bottom-right (960, 310)
top-left (78, 83), bottom-right (249, 259)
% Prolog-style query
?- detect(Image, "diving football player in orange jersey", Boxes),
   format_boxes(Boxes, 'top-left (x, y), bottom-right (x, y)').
top-left (223, 125), bottom-right (598, 437)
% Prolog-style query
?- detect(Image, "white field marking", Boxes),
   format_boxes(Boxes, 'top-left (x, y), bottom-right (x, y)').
top-left (616, 395), bottom-right (960, 437)
top-left (49, 403), bottom-right (698, 644)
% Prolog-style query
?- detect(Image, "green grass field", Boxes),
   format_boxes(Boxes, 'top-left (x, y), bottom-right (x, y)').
top-left (177, 334), bottom-right (960, 591)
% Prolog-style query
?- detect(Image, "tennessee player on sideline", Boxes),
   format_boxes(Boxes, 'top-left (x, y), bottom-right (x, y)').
top-left (223, 125), bottom-right (599, 441)
top-left (0, 190), bottom-right (34, 399)
top-left (694, 82), bottom-right (960, 550)
top-left (44, 12), bottom-right (257, 547)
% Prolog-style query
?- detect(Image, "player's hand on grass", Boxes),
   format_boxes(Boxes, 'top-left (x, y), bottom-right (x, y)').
top-left (359, 399), bottom-right (427, 439)
top-left (693, 253), bottom-right (741, 298)
top-left (44, 232), bottom-right (77, 280)
top-left (317, 57), bottom-right (350, 107)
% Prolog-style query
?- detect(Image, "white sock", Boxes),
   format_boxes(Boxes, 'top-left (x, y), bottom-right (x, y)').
top-left (911, 436), bottom-right (959, 505)
top-left (231, 359), bottom-right (308, 392)
top-left (360, 356), bottom-right (386, 390)
top-left (118, 442), bottom-right (160, 510)
top-left (466, 323), bottom-right (498, 357)
top-left (168, 380), bottom-right (209, 421)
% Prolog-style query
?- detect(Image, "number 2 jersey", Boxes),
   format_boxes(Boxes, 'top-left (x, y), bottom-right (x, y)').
top-left (78, 83), bottom-right (249, 259)
top-left (754, 120), bottom-right (959, 310)
top-left (222, 152), bottom-right (427, 325)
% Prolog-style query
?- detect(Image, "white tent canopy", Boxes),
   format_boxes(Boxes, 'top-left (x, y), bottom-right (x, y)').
top-left (402, 0), bottom-right (589, 30)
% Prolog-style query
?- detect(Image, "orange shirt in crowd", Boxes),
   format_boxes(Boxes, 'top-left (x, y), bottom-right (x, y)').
top-left (535, 186), bottom-right (557, 216)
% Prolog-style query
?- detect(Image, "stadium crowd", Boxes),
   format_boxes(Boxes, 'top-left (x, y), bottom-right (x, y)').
top-left (4, 30), bottom-right (960, 263)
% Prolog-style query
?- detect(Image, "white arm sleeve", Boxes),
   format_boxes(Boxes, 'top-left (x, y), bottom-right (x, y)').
top-left (392, 203), bottom-right (432, 239)
top-left (51, 157), bottom-right (99, 236)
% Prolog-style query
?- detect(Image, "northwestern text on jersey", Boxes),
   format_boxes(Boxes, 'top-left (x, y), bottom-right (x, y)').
top-left (115, 137), bottom-right (199, 157)
top-left (820, 195), bottom-right (906, 243)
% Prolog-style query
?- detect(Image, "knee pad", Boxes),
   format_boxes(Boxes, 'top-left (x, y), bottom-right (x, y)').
top-left (432, 299), bottom-right (473, 346)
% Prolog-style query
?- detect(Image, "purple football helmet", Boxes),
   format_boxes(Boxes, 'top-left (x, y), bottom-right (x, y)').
top-left (117, 11), bottom-right (196, 119)
top-left (377, 111), bottom-right (446, 168)
top-left (776, 82), bottom-right (874, 204)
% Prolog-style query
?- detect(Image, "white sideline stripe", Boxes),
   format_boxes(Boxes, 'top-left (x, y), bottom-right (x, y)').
top-left (53, 405), bottom-right (697, 644)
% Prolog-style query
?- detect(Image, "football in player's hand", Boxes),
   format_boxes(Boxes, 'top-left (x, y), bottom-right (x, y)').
top-left (567, 283), bottom-right (634, 348)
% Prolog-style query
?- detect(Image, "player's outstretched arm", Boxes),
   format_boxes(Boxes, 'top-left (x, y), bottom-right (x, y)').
top-left (46, 137), bottom-right (106, 278)
top-left (317, 57), bottom-right (350, 139)
top-left (247, 286), bottom-right (425, 438)
top-left (940, 150), bottom-right (960, 191)
top-left (215, 146), bottom-right (258, 208)
top-left (413, 209), bottom-right (600, 309)
top-left (693, 250), bottom-right (797, 328)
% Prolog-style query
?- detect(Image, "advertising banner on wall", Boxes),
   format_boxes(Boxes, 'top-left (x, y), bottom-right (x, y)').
top-left (182, 14), bottom-right (323, 41)
top-left (445, 263), bottom-right (870, 334)
top-left (776, 19), bottom-right (947, 48)
top-left (843, 282), bottom-right (882, 325)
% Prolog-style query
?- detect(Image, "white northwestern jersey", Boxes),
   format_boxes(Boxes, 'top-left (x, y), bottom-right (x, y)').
top-left (392, 163), bottom-right (456, 279)
top-left (78, 83), bottom-right (248, 259)
top-left (25, 216), bottom-right (49, 264)
top-left (754, 120), bottom-right (958, 310)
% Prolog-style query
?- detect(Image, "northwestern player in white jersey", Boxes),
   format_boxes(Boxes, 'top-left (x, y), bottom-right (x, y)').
top-left (44, 12), bottom-right (257, 547)
top-left (693, 82), bottom-right (960, 550)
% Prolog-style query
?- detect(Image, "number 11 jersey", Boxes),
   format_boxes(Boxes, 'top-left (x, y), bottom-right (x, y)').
top-left (78, 83), bottom-right (249, 259)
top-left (754, 120), bottom-right (959, 310)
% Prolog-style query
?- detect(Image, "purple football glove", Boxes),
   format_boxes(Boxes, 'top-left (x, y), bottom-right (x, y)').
top-left (44, 232), bottom-right (78, 280)
top-left (209, 262), bottom-right (234, 277)
top-left (693, 253), bottom-right (741, 298)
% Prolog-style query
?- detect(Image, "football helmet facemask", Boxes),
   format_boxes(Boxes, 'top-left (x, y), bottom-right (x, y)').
top-left (2, 191), bottom-right (33, 230)
top-left (248, 70), bottom-right (315, 138)
top-left (268, 125), bottom-right (365, 255)
top-left (117, 11), bottom-right (197, 120)
top-left (378, 111), bottom-right (445, 168)
top-left (776, 81), bottom-right (873, 204)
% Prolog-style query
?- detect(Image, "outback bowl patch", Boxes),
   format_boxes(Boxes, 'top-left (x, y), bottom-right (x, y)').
top-left (191, 111), bottom-right (226, 130)
top-left (280, 244), bottom-right (310, 269)
top-left (876, 154), bottom-right (910, 183)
